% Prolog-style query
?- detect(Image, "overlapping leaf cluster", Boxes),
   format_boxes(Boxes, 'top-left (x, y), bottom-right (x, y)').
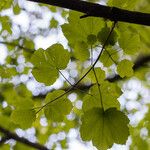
top-left (0, 0), bottom-right (149, 150)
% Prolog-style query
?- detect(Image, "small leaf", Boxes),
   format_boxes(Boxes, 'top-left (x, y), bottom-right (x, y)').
top-left (11, 109), bottom-right (36, 129)
top-left (0, 16), bottom-right (12, 34)
top-left (87, 34), bottom-right (97, 45)
top-left (117, 59), bottom-right (134, 78)
top-left (0, 67), bottom-right (17, 78)
top-left (31, 44), bottom-right (70, 85)
top-left (80, 108), bottom-right (129, 150)
top-left (74, 41), bottom-right (89, 61)
top-left (44, 90), bottom-right (73, 122)
top-left (13, 4), bottom-right (21, 15)
top-left (97, 27), bottom-right (118, 46)
top-left (50, 18), bottom-right (58, 28)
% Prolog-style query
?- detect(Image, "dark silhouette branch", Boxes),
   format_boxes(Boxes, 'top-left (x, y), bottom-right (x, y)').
top-left (0, 136), bottom-right (10, 146)
top-left (27, 0), bottom-right (150, 26)
top-left (0, 126), bottom-right (49, 150)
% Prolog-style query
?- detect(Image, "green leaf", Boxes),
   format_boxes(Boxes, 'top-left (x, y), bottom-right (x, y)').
top-left (31, 44), bottom-right (70, 85)
top-left (0, 67), bottom-right (17, 78)
top-left (117, 59), bottom-right (134, 78)
top-left (13, 4), bottom-right (21, 15)
top-left (83, 82), bottom-right (120, 111)
top-left (0, 115), bottom-right (16, 129)
top-left (87, 34), bottom-right (97, 45)
top-left (15, 84), bottom-right (32, 98)
top-left (74, 41), bottom-right (89, 61)
top-left (2, 85), bottom-right (34, 109)
top-left (0, 0), bottom-right (13, 11)
top-left (50, 18), bottom-right (58, 28)
top-left (23, 38), bottom-right (35, 60)
top-left (0, 144), bottom-right (10, 150)
top-left (80, 108), bottom-right (129, 150)
top-left (0, 16), bottom-right (12, 34)
top-left (44, 90), bottom-right (73, 122)
top-left (107, 0), bottom-right (139, 10)
top-left (61, 11), bottom-right (105, 47)
top-left (13, 98), bottom-right (34, 109)
top-left (14, 143), bottom-right (34, 150)
top-left (118, 30), bottom-right (140, 54)
top-left (11, 109), bottom-right (36, 129)
top-left (97, 27), bottom-right (118, 46)
top-left (32, 67), bottom-right (58, 86)
top-left (100, 47), bottom-right (119, 67)
top-left (87, 67), bottom-right (106, 84)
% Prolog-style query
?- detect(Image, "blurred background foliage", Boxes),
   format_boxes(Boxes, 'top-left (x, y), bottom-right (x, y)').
top-left (0, 0), bottom-right (149, 149)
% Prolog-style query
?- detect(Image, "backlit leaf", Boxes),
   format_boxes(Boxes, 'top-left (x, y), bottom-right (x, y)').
top-left (87, 67), bottom-right (106, 84)
top-left (0, 67), bottom-right (17, 78)
top-left (117, 59), bottom-right (134, 78)
top-left (107, 0), bottom-right (139, 10)
top-left (62, 11), bottom-right (105, 47)
top-left (83, 82), bottom-right (120, 111)
top-left (11, 109), bottom-right (36, 129)
top-left (87, 34), bottom-right (97, 45)
top-left (31, 44), bottom-right (70, 85)
top-left (44, 90), bottom-right (73, 122)
top-left (97, 27), bottom-right (118, 46)
top-left (100, 47), bottom-right (119, 67)
top-left (74, 41), bottom-right (89, 61)
top-left (118, 30), bottom-right (140, 54)
top-left (13, 3), bottom-right (21, 15)
top-left (80, 108), bottom-right (129, 150)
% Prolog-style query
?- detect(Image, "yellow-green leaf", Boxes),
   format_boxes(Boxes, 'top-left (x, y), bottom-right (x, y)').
top-left (117, 59), bottom-right (134, 78)
top-left (74, 41), bottom-right (89, 61)
top-left (118, 31), bottom-right (140, 54)
top-left (61, 11), bottom-right (105, 47)
top-left (31, 44), bottom-right (70, 85)
top-left (44, 90), bottom-right (73, 122)
top-left (11, 109), bottom-right (36, 129)
top-left (80, 108), bottom-right (129, 150)
top-left (83, 82), bottom-right (120, 111)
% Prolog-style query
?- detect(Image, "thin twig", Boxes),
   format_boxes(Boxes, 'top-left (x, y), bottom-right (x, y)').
top-left (59, 70), bottom-right (93, 96)
top-left (105, 49), bottom-right (117, 64)
top-left (90, 45), bottom-right (104, 111)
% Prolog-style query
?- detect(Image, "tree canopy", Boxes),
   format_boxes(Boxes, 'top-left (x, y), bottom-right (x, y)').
top-left (0, 0), bottom-right (149, 150)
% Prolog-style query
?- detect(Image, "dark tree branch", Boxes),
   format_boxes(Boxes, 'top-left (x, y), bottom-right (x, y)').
top-left (0, 136), bottom-right (10, 146)
top-left (33, 54), bottom-right (150, 99)
top-left (27, 0), bottom-right (150, 26)
top-left (0, 126), bottom-right (49, 150)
